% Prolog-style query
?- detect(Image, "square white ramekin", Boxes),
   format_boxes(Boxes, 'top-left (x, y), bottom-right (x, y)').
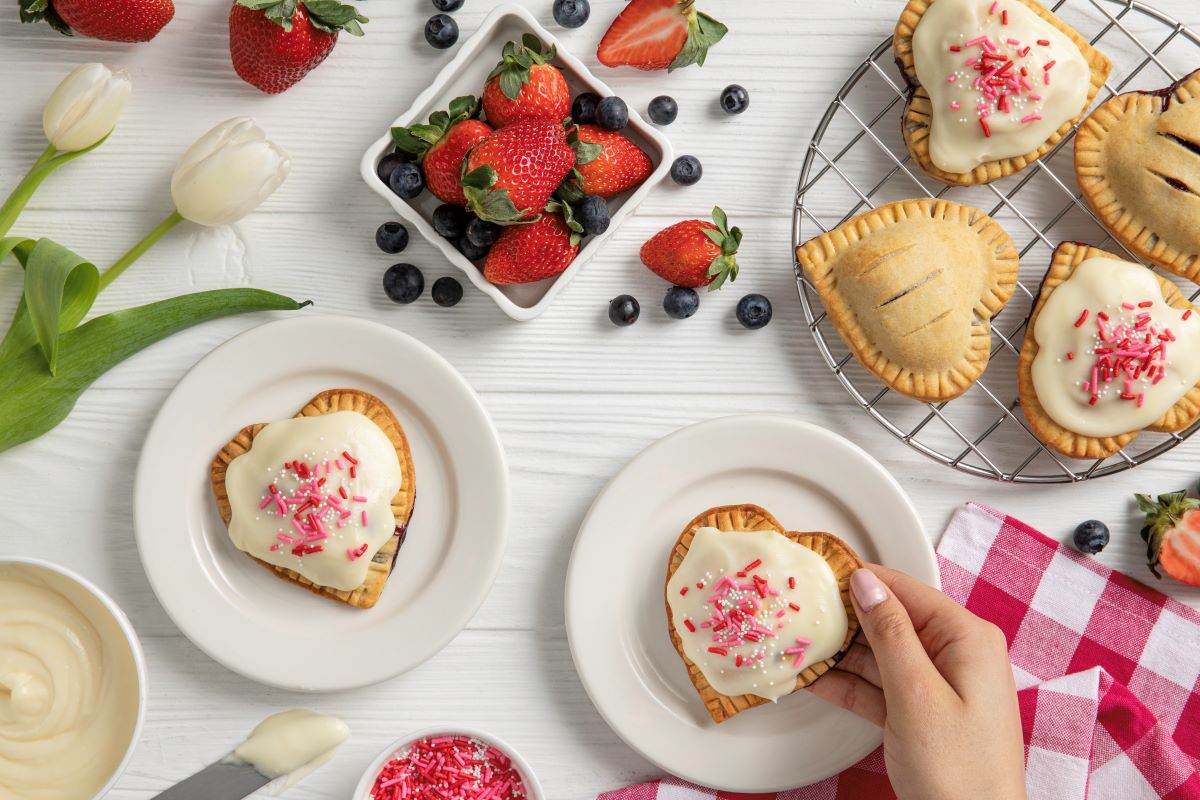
top-left (360, 3), bottom-right (673, 321)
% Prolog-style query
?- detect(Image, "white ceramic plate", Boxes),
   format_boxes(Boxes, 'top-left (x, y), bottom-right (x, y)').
top-left (564, 415), bottom-right (936, 792)
top-left (134, 316), bottom-right (509, 691)
top-left (360, 3), bottom-right (673, 322)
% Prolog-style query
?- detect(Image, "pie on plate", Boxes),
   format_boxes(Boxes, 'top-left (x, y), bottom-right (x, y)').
top-left (664, 504), bottom-right (863, 724)
top-left (796, 198), bottom-right (1019, 402)
top-left (1018, 242), bottom-right (1200, 459)
top-left (1076, 68), bottom-right (1200, 282)
top-left (895, 0), bottom-right (1111, 185)
top-left (211, 388), bottom-right (416, 609)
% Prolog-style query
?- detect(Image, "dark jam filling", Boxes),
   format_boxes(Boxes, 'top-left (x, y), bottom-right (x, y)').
top-left (386, 490), bottom-right (414, 569)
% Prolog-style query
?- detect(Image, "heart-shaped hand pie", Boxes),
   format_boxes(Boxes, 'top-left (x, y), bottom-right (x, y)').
top-left (796, 198), bottom-right (1019, 402)
top-left (1076, 69), bottom-right (1200, 282)
top-left (895, 0), bottom-right (1111, 186)
top-left (1018, 242), bottom-right (1200, 459)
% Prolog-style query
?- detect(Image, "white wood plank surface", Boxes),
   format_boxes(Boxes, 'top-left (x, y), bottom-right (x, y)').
top-left (2, 1), bottom-right (1199, 797)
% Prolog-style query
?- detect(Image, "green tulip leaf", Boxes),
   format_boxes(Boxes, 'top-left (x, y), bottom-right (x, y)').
top-left (0, 288), bottom-right (310, 454)
top-left (23, 238), bottom-right (100, 375)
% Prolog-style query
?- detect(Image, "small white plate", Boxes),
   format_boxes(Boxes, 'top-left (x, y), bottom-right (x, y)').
top-left (360, 3), bottom-right (673, 322)
top-left (564, 415), bottom-right (936, 792)
top-left (134, 315), bottom-right (509, 691)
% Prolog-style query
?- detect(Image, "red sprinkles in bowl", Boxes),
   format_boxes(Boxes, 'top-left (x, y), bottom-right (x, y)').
top-left (370, 735), bottom-right (527, 800)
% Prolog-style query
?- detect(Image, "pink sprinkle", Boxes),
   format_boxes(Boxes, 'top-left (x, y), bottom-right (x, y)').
top-left (989, 1), bottom-right (998, 13)
top-left (776, 609), bottom-right (787, 618)
top-left (352, 495), bottom-right (368, 503)
top-left (1122, 302), bottom-right (1136, 310)
top-left (269, 544), bottom-right (281, 551)
top-left (1184, 310), bottom-right (1193, 320)
top-left (258, 496), bottom-right (272, 510)
top-left (947, 75), bottom-right (957, 83)
top-left (1021, 113), bottom-right (1042, 124)
top-left (795, 637), bottom-right (812, 647)
top-left (950, 101), bottom-right (961, 110)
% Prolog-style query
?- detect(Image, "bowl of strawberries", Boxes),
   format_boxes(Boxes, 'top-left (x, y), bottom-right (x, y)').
top-left (361, 3), bottom-right (672, 321)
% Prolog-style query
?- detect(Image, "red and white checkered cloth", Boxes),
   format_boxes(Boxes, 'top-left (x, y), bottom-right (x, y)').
top-left (599, 502), bottom-right (1200, 800)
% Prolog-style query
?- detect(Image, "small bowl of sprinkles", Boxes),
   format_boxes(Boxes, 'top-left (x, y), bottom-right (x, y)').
top-left (354, 726), bottom-right (544, 800)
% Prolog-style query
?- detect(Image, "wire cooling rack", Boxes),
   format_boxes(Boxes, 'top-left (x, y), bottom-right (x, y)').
top-left (792, 0), bottom-right (1200, 483)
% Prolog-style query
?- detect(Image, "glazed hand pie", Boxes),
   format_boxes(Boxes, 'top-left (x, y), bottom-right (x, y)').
top-left (1018, 242), bottom-right (1200, 459)
top-left (895, 0), bottom-right (1111, 185)
top-left (1076, 69), bottom-right (1200, 282)
top-left (665, 504), bottom-right (862, 724)
top-left (211, 388), bottom-right (416, 609)
top-left (796, 198), bottom-right (1019, 402)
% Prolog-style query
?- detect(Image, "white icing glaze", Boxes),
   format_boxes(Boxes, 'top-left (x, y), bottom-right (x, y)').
top-left (0, 564), bottom-right (140, 800)
top-left (225, 709), bottom-right (348, 794)
top-left (912, 0), bottom-right (1090, 173)
top-left (666, 527), bottom-right (848, 703)
top-left (225, 411), bottom-right (402, 592)
top-left (1031, 257), bottom-right (1200, 436)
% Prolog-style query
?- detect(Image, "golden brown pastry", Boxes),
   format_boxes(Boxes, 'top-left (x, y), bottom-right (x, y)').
top-left (1076, 69), bottom-right (1200, 282)
top-left (796, 198), bottom-right (1019, 402)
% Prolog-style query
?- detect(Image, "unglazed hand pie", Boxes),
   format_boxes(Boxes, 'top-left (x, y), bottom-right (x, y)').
top-left (796, 198), bottom-right (1019, 402)
top-left (895, 0), bottom-right (1110, 185)
top-left (1076, 69), bottom-right (1200, 282)
top-left (664, 504), bottom-right (862, 725)
top-left (211, 389), bottom-right (416, 609)
top-left (1018, 243), bottom-right (1200, 459)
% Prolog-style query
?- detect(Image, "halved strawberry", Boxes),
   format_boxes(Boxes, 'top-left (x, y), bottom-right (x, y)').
top-left (483, 34), bottom-right (571, 128)
top-left (597, 0), bottom-right (727, 72)
top-left (1136, 492), bottom-right (1200, 586)
top-left (392, 96), bottom-right (492, 206)
top-left (483, 212), bottom-right (579, 285)
top-left (572, 124), bottom-right (652, 198)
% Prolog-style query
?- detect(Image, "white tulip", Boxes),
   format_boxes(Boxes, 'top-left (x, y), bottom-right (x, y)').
top-left (170, 117), bottom-right (291, 227)
top-left (42, 63), bottom-right (132, 153)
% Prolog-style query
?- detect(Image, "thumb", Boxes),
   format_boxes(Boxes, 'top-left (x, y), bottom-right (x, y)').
top-left (850, 567), bottom-right (942, 702)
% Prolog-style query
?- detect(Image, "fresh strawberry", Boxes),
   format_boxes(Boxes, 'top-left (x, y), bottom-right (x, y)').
top-left (482, 35), bottom-right (571, 128)
top-left (392, 97), bottom-right (492, 206)
top-left (1136, 492), bottom-right (1200, 586)
top-left (640, 206), bottom-right (741, 290)
top-left (572, 124), bottom-right (652, 198)
top-left (19, 0), bottom-right (174, 40)
top-left (460, 119), bottom-right (576, 224)
top-left (229, 0), bottom-right (367, 95)
top-left (483, 212), bottom-right (580, 285)
top-left (597, 0), bottom-right (727, 72)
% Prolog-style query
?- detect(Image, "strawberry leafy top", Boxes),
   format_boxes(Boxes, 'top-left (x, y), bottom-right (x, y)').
top-left (18, 0), bottom-right (72, 35)
top-left (702, 206), bottom-right (741, 290)
top-left (1135, 491), bottom-right (1200, 578)
top-left (488, 34), bottom-right (556, 101)
top-left (671, 1), bottom-right (728, 71)
top-left (391, 96), bottom-right (481, 161)
top-left (236, 0), bottom-right (368, 35)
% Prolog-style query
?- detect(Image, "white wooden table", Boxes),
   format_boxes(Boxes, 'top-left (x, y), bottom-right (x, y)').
top-left (2, 1), bottom-right (1199, 797)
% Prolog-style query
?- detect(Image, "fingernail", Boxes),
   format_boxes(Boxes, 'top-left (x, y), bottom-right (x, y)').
top-left (850, 569), bottom-right (888, 613)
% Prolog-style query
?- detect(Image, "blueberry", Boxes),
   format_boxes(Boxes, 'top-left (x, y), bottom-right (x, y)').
top-left (663, 286), bottom-right (699, 319)
top-left (670, 155), bottom-right (702, 186)
top-left (719, 84), bottom-right (750, 115)
top-left (553, 0), bottom-right (590, 28)
top-left (596, 96), bottom-right (629, 131)
top-left (432, 276), bottom-right (464, 307)
top-left (571, 92), bottom-right (600, 125)
top-left (466, 217), bottom-right (501, 248)
top-left (383, 264), bottom-right (424, 304)
top-left (375, 221), bottom-right (409, 254)
top-left (1072, 520), bottom-right (1110, 555)
top-left (456, 236), bottom-right (490, 261)
top-left (608, 295), bottom-right (640, 326)
top-left (736, 293), bottom-right (772, 329)
top-left (425, 14), bottom-right (459, 49)
top-left (376, 151), bottom-right (410, 184)
top-left (648, 95), bottom-right (678, 125)
top-left (432, 204), bottom-right (469, 240)
top-left (577, 195), bottom-right (610, 236)
top-left (388, 162), bottom-right (425, 199)
top-left (432, 0), bottom-right (463, 10)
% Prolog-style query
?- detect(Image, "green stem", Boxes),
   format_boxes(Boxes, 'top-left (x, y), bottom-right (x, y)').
top-left (98, 210), bottom-right (185, 291)
top-left (0, 144), bottom-right (57, 239)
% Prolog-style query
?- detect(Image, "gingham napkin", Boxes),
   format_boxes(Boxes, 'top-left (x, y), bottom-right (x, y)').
top-left (599, 503), bottom-right (1200, 800)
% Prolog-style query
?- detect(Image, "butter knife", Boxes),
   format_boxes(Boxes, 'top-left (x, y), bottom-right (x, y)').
top-left (151, 759), bottom-right (272, 800)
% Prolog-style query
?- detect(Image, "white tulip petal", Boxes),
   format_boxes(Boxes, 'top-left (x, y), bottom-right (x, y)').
top-left (43, 63), bottom-right (131, 152)
top-left (171, 117), bottom-right (290, 227)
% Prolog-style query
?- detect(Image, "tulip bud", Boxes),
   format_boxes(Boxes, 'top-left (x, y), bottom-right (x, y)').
top-left (170, 117), bottom-right (291, 227)
top-left (42, 63), bottom-right (132, 153)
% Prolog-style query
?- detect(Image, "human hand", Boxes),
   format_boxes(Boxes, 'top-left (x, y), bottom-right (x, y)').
top-left (808, 564), bottom-right (1026, 800)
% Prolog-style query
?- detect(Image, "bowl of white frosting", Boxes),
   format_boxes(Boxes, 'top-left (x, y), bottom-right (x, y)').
top-left (0, 557), bottom-right (147, 800)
